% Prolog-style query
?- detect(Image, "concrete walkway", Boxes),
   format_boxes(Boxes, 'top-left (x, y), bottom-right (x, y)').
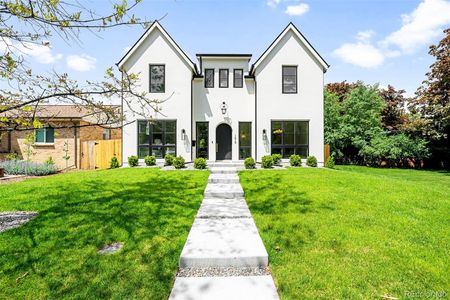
top-left (169, 163), bottom-right (279, 300)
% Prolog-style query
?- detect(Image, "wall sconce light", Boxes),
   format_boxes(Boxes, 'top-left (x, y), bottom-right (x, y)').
top-left (262, 129), bottom-right (267, 141)
top-left (221, 101), bottom-right (228, 115)
top-left (181, 129), bottom-right (186, 140)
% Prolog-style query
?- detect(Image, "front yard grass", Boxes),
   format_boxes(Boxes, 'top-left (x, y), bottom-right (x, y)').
top-left (0, 168), bottom-right (209, 299)
top-left (239, 166), bottom-right (449, 299)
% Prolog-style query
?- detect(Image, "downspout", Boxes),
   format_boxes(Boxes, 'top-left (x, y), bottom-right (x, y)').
top-left (73, 123), bottom-right (78, 168)
top-left (254, 77), bottom-right (258, 162)
top-left (191, 72), bottom-right (194, 162)
top-left (7, 130), bottom-right (12, 153)
top-left (121, 71), bottom-right (124, 166)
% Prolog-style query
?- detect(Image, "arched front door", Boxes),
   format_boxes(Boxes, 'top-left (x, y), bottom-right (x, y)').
top-left (216, 123), bottom-right (232, 160)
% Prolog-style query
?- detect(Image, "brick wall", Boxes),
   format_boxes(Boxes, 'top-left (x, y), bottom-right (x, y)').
top-left (79, 121), bottom-right (121, 141)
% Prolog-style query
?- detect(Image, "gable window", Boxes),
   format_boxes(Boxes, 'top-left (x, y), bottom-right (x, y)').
top-left (233, 69), bottom-right (243, 88)
top-left (35, 127), bottom-right (54, 144)
top-left (271, 121), bottom-right (308, 158)
top-left (219, 69), bottom-right (229, 88)
top-left (138, 120), bottom-right (176, 159)
top-left (282, 66), bottom-right (297, 94)
top-left (205, 69), bottom-right (214, 88)
top-left (149, 64), bottom-right (165, 93)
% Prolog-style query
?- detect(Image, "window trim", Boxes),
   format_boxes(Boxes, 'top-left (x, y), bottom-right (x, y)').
top-left (233, 69), bottom-right (243, 88)
top-left (238, 122), bottom-right (252, 160)
top-left (219, 69), bottom-right (229, 88)
top-left (204, 68), bottom-right (214, 88)
top-left (149, 64), bottom-right (165, 93)
top-left (282, 65), bottom-right (297, 94)
top-left (35, 127), bottom-right (54, 144)
top-left (137, 119), bottom-right (177, 158)
top-left (270, 120), bottom-right (309, 158)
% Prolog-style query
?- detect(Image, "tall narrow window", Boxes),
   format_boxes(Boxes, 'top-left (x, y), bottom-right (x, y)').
top-left (282, 66), bottom-right (297, 94)
top-left (35, 127), bottom-right (54, 144)
top-left (137, 120), bottom-right (176, 159)
top-left (239, 122), bottom-right (252, 160)
top-left (149, 64), bottom-right (165, 93)
top-left (196, 122), bottom-right (209, 159)
top-left (233, 69), bottom-right (243, 88)
top-left (219, 69), bottom-right (229, 88)
top-left (204, 69), bottom-right (214, 88)
top-left (271, 121), bottom-right (308, 158)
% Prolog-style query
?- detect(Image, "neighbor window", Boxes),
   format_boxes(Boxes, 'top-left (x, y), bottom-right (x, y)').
top-left (219, 69), bottom-right (229, 88)
top-left (149, 64), bottom-right (165, 93)
top-left (35, 127), bottom-right (54, 144)
top-left (233, 69), bottom-right (243, 88)
top-left (271, 121), bottom-right (308, 158)
top-left (205, 69), bottom-right (214, 88)
top-left (102, 128), bottom-right (111, 140)
top-left (239, 122), bottom-right (251, 160)
top-left (282, 66), bottom-right (297, 94)
top-left (138, 120), bottom-right (176, 159)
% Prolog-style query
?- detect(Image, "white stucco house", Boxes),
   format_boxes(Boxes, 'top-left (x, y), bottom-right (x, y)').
top-left (117, 21), bottom-right (329, 166)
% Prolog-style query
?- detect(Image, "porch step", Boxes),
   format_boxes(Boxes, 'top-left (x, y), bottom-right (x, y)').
top-left (204, 183), bottom-right (244, 199)
top-left (209, 167), bottom-right (238, 174)
top-left (208, 173), bottom-right (240, 184)
top-left (179, 217), bottom-right (269, 268)
top-left (169, 275), bottom-right (279, 300)
top-left (209, 162), bottom-right (244, 168)
top-left (197, 198), bottom-right (251, 218)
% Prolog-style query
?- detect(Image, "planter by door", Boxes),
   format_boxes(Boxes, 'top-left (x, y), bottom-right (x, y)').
top-left (216, 123), bottom-right (232, 160)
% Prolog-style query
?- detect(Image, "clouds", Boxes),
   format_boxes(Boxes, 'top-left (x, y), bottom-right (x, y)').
top-left (285, 3), bottom-right (309, 16)
top-left (267, 0), bottom-right (281, 8)
top-left (66, 54), bottom-right (97, 72)
top-left (334, 0), bottom-right (450, 68)
top-left (0, 39), bottom-right (63, 64)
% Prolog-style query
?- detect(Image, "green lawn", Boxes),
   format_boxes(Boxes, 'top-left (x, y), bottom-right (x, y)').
top-left (0, 169), bottom-right (209, 299)
top-left (239, 166), bottom-right (449, 300)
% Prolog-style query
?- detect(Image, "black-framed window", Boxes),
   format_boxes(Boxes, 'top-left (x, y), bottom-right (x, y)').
top-left (138, 120), bottom-right (176, 159)
top-left (271, 121), bottom-right (308, 158)
top-left (35, 127), bottom-right (54, 144)
top-left (219, 69), bottom-right (229, 88)
top-left (149, 64), bottom-right (165, 93)
top-left (233, 69), bottom-right (243, 88)
top-left (239, 122), bottom-right (251, 160)
top-left (205, 69), bottom-right (214, 88)
top-left (196, 122), bottom-right (209, 159)
top-left (282, 66), bottom-right (297, 94)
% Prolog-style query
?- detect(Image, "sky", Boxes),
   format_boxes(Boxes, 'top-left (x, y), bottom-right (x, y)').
top-left (6, 0), bottom-right (450, 98)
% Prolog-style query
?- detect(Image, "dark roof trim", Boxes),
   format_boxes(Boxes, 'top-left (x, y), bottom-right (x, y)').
top-left (196, 54), bottom-right (252, 57)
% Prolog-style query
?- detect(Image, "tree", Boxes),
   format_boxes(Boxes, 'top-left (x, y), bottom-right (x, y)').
top-left (325, 81), bottom-right (359, 102)
top-left (379, 85), bottom-right (408, 133)
top-left (0, 0), bottom-right (162, 134)
top-left (324, 90), bottom-right (344, 157)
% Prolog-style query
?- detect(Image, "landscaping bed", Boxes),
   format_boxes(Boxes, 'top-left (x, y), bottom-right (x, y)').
top-left (0, 168), bottom-right (209, 299)
top-left (239, 166), bottom-right (449, 299)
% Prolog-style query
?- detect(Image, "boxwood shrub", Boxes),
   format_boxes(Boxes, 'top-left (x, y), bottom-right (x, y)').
top-left (289, 154), bottom-right (302, 167)
top-left (244, 157), bottom-right (256, 169)
top-left (127, 155), bottom-right (139, 167)
top-left (0, 160), bottom-right (58, 176)
top-left (144, 155), bottom-right (156, 166)
top-left (173, 156), bottom-right (185, 169)
top-left (194, 158), bottom-right (207, 169)
top-left (164, 154), bottom-right (174, 166)
top-left (325, 156), bottom-right (335, 169)
top-left (306, 156), bottom-right (318, 167)
top-left (271, 153), bottom-right (282, 165)
top-left (110, 156), bottom-right (120, 169)
top-left (261, 155), bottom-right (273, 169)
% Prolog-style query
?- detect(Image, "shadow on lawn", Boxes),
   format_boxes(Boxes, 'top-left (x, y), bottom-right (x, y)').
top-left (0, 170), bottom-right (207, 299)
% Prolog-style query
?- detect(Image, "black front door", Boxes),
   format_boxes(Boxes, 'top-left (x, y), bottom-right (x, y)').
top-left (216, 123), bottom-right (232, 160)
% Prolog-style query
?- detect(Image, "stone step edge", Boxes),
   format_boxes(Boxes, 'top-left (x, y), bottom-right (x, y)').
top-left (177, 266), bottom-right (271, 277)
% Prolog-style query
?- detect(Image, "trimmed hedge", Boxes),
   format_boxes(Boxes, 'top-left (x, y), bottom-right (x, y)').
top-left (271, 153), bottom-right (282, 165)
top-left (110, 156), bottom-right (120, 169)
top-left (164, 154), bottom-right (174, 166)
top-left (144, 155), bottom-right (156, 166)
top-left (244, 157), bottom-right (256, 169)
top-left (261, 155), bottom-right (273, 169)
top-left (173, 156), bottom-right (185, 169)
top-left (325, 156), bottom-right (335, 169)
top-left (306, 156), bottom-right (318, 167)
top-left (194, 158), bottom-right (207, 169)
top-left (289, 154), bottom-right (302, 167)
top-left (128, 156), bottom-right (139, 167)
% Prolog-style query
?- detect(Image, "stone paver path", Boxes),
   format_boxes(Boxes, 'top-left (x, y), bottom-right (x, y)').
top-left (169, 163), bottom-right (279, 300)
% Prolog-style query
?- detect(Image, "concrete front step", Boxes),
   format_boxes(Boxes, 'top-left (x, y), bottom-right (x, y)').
top-left (169, 275), bottom-right (279, 300)
top-left (209, 167), bottom-right (238, 174)
top-left (197, 198), bottom-right (251, 218)
top-left (209, 162), bottom-right (244, 168)
top-left (204, 183), bottom-right (244, 199)
top-left (208, 173), bottom-right (240, 184)
top-left (179, 218), bottom-right (268, 268)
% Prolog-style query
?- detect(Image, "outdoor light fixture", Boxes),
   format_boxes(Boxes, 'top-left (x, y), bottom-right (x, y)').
top-left (262, 129), bottom-right (267, 140)
top-left (221, 101), bottom-right (228, 115)
top-left (181, 129), bottom-right (186, 140)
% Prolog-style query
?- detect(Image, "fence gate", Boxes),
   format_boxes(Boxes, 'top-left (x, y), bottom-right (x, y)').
top-left (80, 139), bottom-right (121, 169)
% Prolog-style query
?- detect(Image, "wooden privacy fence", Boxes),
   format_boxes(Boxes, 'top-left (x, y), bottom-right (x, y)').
top-left (81, 139), bottom-right (121, 170)
top-left (324, 144), bottom-right (330, 162)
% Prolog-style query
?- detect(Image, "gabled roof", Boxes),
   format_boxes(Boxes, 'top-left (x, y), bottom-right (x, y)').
top-left (117, 21), bottom-right (197, 73)
top-left (251, 22), bottom-right (329, 74)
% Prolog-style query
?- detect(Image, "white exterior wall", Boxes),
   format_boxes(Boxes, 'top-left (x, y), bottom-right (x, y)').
top-left (254, 30), bottom-right (325, 164)
top-left (121, 27), bottom-right (193, 164)
top-left (193, 58), bottom-right (255, 161)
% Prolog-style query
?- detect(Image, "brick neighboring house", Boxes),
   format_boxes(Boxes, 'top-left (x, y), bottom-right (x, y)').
top-left (0, 105), bottom-right (121, 169)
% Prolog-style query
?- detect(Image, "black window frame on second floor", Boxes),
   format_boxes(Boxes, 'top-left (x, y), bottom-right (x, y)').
top-left (219, 69), bottom-right (229, 88)
top-left (149, 64), bottom-right (165, 93)
top-left (233, 69), bottom-right (243, 88)
top-left (282, 65), bottom-right (297, 94)
top-left (204, 68), bottom-right (214, 88)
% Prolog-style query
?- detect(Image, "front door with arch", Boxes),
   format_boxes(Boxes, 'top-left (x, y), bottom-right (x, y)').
top-left (216, 123), bottom-right (232, 160)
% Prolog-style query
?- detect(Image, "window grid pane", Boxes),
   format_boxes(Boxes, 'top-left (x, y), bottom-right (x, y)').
top-left (219, 69), bottom-right (228, 88)
top-left (234, 69), bottom-right (243, 88)
top-left (150, 65), bottom-right (165, 93)
top-left (271, 121), bottom-right (308, 158)
top-left (137, 120), bottom-right (176, 158)
top-left (282, 66), bottom-right (297, 93)
top-left (205, 69), bottom-right (214, 88)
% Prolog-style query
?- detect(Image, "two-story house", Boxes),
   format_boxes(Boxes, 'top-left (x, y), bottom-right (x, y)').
top-left (117, 21), bottom-right (328, 165)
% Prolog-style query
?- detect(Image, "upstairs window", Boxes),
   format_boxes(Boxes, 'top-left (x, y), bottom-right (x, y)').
top-left (149, 64), bottom-right (165, 93)
top-left (35, 127), bottom-right (54, 144)
top-left (205, 69), bottom-right (214, 88)
top-left (282, 66), bottom-right (297, 94)
top-left (233, 69), bottom-right (243, 88)
top-left (219, 69), bottom-right (229, 88)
